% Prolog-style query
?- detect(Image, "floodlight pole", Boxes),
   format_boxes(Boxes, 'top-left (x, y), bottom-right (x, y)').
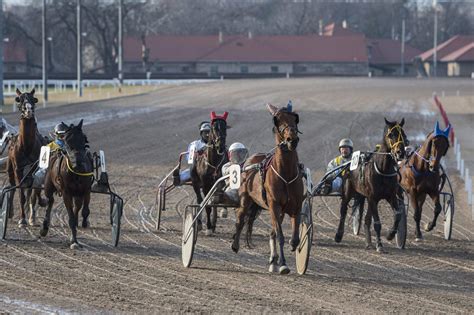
top-left (42, 0), bottom-right (48, 106)
top-left (77, 0), bottom-right (82, 97)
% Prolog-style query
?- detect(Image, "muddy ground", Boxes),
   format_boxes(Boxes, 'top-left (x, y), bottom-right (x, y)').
top-left (1, 78), bottom-right (473, 313)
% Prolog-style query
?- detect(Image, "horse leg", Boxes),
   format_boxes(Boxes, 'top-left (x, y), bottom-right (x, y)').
top-left (73, 197), bottom-right (84, 228)
top-left (413, 193), bottom-right (426, 241)
top-left (364, 201), bottom-right (374, 249)
top-left (7, 161), bottom-right (15, 218)
top-left (245, 206), bottom-right (260, 249)
top-left (64, 194), bottom-right (80, 249)
top-left (268, 202), bottom-right (289, 274)
top-left (268, 229), bottom-right (278, 272)
top-left (81, 192), bottom-right (91, 228)
top-left (289, 213), bottom-right (300, 252)
top-left (18, 187), bottom-right (27, 227)
top-left (372, 203), bottom-right (385, 253)
top-left (192, 184), bottom-right (203, 231)
top-left (40, 182), bottom-right (55, 237)
top-left (232, 195), bottom-right (251, 253)
top-left (26, 188), bottom-right (37, 226)
top-left (386, 194), bottom-right (403, 241)
top-left (425, 192), bottom-right (441, 232)
top-left (335, 197), bottom-right (350, 243)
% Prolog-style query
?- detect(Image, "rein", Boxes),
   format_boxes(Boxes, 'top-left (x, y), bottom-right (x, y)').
top-left (63, 153), bottom-right (94, 177)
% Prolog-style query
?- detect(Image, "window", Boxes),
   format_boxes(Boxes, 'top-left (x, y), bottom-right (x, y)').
top-left (295, 65), bottom-right (307, 73)
top-left (271, 66), bottom-right (279, 73)
top-left (210, 65), bottom-right (218, 75)
top-left (182, 66), bottom-right (190, 73)
top-left (155, 66), bottom-right (163, 72)
top-left (240, 65), bottom-right (249, 73)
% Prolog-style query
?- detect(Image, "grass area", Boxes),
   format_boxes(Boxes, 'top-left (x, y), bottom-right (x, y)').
top-left (1, 84), bottom-right (159, 113)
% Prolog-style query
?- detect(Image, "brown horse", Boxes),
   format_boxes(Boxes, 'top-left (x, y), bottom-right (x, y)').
top-left (232, 104), bottom-right (303, 274)
top-left (190, 112), bottom-right (229, 234)
top-left (7, 88), bottom-right (47, 227)
top-left (336, 118), bottom-right (407, 252)
top-left (40, 120), bottom-right (93, 249)
top-left (399, 121), bottom-right (450, 241)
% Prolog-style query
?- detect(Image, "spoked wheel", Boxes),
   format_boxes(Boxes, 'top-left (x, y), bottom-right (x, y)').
top-left (156, 186), bottom-right (165, 230)
top-left (443, 195), bottom-right (454, 240)
top-left (0, 189), bottom-right (10, 240)
top-left (182, 206), bottom-right (197, 268)
top-left (395, 192), bottom-right (408, 249)
top-left (111, 196), bottom-right (123, 247)
top-left (296, 197), bottom-right (313, 275)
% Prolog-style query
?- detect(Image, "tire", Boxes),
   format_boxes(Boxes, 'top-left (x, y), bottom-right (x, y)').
top-left (0, 190), bottom-right (9, 240)
top-left (111, 197), bottom-right (123, 247)
top-left (296, 198), bottom-right (312, 275)
top-left (182, 207), bottom-right (196, 268)
top-left (444, 197), bottom-right (454, 241)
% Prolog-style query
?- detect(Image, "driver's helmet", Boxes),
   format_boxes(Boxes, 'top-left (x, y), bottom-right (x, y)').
top-left (338, 138), bottom-right (353, 150)
top-left (228, 142), bottom-right (248, 164)
top-left (54, 123), bottom-right (68, 139)
top-left (200, 122), bottom-right (211, 133)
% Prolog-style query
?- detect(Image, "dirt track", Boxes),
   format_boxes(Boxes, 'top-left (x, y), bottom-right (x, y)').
top-left (1, 78), bottom-right (473, 313)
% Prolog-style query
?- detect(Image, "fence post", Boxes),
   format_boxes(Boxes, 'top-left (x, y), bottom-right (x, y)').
top-left (466, 169), bottom-right (470, 191)
top-left (461, 159), bottom-right (465, 178)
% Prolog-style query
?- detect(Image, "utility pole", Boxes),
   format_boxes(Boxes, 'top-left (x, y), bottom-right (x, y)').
top-left (401, 19), bottom-right (405, 76)
top-left (0, 0), bottom-right (4, 107)
top-left (118, 0), bottom-right (123, 92)
top-left (433, 0), bottom-right (438, 77)
top-left (77, 0), bottom-right (82, 97)
top-left (42, 0), bottom-right (48, 106)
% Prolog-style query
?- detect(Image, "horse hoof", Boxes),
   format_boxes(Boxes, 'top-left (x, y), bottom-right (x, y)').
top-left (82, 220), bottom-right (89, 228)
top-left (39, 228), bottom-right (48, 237)
top-left (376, 245), bottom-right (386, 254)
top-left (70, 243), bottom-right (81, 250)
top-left (365, 244), bottom-right (373, 250)
top-left (268, 264), bottom-right (278, 273)
top-left (334, 233), bottom-right (343, 243)
top-left (231, 242), bottom-right (239, 253)
top-left (415, 237), bottom-right (423, 242)
top-left (386, 231), bottom-right (396, 241)
top-left (219, 208), bottom-right (228, 218)
top-left (197, 221), bottom-right (203, 232)
top-left (279, 265), bottom-right (290, 275)
top-left (204, 229), bottom-right (213, 236)
top-left (28, 219), bottom-right (37, 227)
top-left (289, 238), bottom-right (300, 252)
top-left (18, 219), bottom-right (27, 228)
top-left (424, 223), bottom-right (433, 232)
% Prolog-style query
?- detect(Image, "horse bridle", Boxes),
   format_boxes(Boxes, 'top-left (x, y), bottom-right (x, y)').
top-left (412, 135), bottom-right (449, 170)
top-left (17, 94), bottom-right (36, 119)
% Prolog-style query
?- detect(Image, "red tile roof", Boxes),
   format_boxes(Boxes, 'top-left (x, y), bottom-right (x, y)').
top-left (440, 42), bottom-right (474, 62)
top-left (3, 40), bottom-right (27, 63)
top-left (124, 34), bottom-right (369, 63)
top-left (419, 35), bottom-right (474, 61)
top-left (368, 38), bottom-right (423, 65)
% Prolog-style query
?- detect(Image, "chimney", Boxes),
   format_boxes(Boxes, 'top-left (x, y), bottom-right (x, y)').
top-left (342, 20), bottom-right (347, 29)
top-left (218, 31), bottom-right (223, 44)
top-left (248, 31), bottom-right (253, 39)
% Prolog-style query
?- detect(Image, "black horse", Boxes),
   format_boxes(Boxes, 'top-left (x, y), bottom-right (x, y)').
top-left (190, 111), bottom-right (229, 235)
top-left (41, 120), bottom-right (94, 249)
top-left (336, 118), bottom-right (407, 252)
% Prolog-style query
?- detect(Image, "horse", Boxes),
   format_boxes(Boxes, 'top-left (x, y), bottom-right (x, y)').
top-left (6, 88), bottom-right (47, 227)
top-left (232, 103), bottom-right (303, 274)
top-left (190, 111), bottom-right (229, 235)
top-left (335, 118), bottom-right (407, 252)
top-left (40, 120), bottom-right (94, 249)
top-left (399, 121), bottom-right (450, 241)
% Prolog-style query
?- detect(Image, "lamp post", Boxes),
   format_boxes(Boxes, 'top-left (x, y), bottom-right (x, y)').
top-left (77, 0), bottom-right (82, 97)
top-left (0, 0), bottom-right (4, 107)
top-left (42, 0), bottom-right (48, 106)
top-left (433, 0), bottom-right (441, 77)
top-left (118, 0), bottom-right (123, 92)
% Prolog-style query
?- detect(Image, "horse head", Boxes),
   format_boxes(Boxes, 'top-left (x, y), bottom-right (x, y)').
top-left (62, 119), bottom-right (91, 172)
top-left (210, 111), bottom-right (228, 155)
top-left (15, 88), bottom-right (38, 120)
top-left (427, 121), bottom-right (450, 172)
top-left (267, 103), bottom-right (300, 151)
top-left (383, 117), bottom-right (407, 160)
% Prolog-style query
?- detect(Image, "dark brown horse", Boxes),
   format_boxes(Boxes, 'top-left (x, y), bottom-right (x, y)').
top-left (7, 88), bottom-right (46, 227)
top-left (336, 118), bottom-right (407, 252)
top-left (399, 121), bottom-right (450, 241)
top-left (190, 112), bottom-right (229, 234)
top-left (40, 120), bottom-right (93, 249)
top-left (232, 104), bottom-right (303, 274)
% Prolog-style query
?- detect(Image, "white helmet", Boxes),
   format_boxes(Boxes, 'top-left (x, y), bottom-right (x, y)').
top-left (200, 122), bottom-right (211, 132)
top-left (228, 142), bottom-right (248, 164)
top-left (338, 138), bottom-right (353, 149)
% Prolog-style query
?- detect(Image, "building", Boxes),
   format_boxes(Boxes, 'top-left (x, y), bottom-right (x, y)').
top-left (418, 35), bottom-right (474, 77)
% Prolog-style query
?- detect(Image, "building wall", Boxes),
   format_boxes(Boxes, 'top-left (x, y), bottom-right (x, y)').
top-left (423, 62), bottom-right (448, 77)
top-left (196, 62), bottom-right (293, 75)
top-left (293, 62), bottom-right (368, 75)
top-left (369, 63), bottom-right (418, 76)
top-left (458, 62), bottom-right (474, 77)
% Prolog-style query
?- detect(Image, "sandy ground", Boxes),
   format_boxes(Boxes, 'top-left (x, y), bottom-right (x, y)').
top-left (0, 77), bottom-right (473, 313)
